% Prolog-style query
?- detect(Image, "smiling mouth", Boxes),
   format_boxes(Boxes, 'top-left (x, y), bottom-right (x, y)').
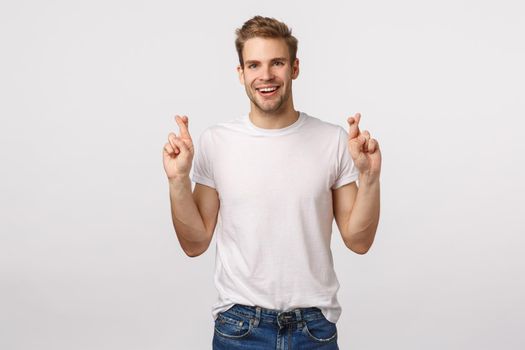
top-left (256, 86), bottom-right (280, 97)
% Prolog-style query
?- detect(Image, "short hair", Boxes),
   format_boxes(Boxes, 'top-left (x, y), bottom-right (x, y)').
top-left (235, 16), bottom-right (298, 68)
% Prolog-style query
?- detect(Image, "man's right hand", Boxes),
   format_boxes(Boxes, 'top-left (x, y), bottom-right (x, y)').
top-left (163, 115), bottom-right (194, 180)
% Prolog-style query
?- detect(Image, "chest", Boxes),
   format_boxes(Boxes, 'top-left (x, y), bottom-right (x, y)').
top-left (214, 137), bottom-right (336, 203)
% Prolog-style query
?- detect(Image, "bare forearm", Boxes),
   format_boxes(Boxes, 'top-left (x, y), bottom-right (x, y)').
top-left (345, 174), bottom-right (380, 253)
top-left (169, 175), bottom-right (207, 244)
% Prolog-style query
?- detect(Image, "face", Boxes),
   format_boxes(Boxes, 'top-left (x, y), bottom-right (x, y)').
top-left (237, 37), bottom-right (299, 114)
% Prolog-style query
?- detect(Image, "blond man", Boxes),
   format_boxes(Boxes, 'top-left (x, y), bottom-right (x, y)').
top-left (163, 15), bottom-right (381, 350)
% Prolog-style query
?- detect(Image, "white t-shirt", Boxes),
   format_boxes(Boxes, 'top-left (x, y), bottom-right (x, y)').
top-left (191, 111), bottom-right (359, 324)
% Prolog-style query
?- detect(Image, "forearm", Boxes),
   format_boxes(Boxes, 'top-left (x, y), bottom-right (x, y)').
top-left (169, 175), bottom-right (208, 244)
top-left (345, 174), bottom-right (380, 253)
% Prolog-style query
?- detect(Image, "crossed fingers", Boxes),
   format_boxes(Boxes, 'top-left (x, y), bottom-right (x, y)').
top-left (167, 115), bottom-right (191, 155)
top-left (347, 113), bottom-right (379, 158)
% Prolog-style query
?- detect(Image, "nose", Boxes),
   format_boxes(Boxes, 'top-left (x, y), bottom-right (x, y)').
top-left (259, 64), bottom-right (275, 81)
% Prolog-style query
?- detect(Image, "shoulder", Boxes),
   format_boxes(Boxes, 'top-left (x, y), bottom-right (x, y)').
top-left (301, 112), bottom-right (347, 137)
top-left (199, 115), bottom-right (247, 138)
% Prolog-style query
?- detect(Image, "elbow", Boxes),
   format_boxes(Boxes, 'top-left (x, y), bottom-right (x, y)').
top-left (344, 238), bottom-right (373, 255)
top-left (351, 245), bottom-right (371, 255)
top-left (184, 252), bottom-right (202, 258)
top-left (343, 227), bottom-right (377, 255)
top-left (177, 230), bottom-right (212, 258)
top-left (183, 241), bottom-right (210, 258)
top-left (184, 249), bottom-right (205, 258)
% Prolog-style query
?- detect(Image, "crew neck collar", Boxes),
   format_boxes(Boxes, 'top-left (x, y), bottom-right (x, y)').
top-left (244, 111), bottom-right (306, 136)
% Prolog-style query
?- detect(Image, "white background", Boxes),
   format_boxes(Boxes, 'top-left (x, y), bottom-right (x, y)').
top-left (1, 0), bottom-right (524, 349)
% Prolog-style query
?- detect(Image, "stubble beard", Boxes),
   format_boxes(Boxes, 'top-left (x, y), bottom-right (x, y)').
top-left (246, 84), bottom-right (290, 114)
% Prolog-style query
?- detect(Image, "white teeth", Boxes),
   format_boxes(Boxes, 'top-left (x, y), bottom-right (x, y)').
top-left (259, 87), bottom-right (277, 92)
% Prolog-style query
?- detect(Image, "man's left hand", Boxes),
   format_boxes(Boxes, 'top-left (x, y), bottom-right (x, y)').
top-left (347, 113), bottom-right (382, 182)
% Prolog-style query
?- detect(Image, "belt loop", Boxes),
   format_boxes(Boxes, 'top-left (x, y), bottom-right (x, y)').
top-left (253, 306), bottom-right (261, 327)
top-left (295, 309), bottom-right (303, 330)
top-left (294, 309), bottom-right (302, 321)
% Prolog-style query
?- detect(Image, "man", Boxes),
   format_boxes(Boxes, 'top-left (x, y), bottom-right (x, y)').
top-left (162, 16), bottom-right (381, 350)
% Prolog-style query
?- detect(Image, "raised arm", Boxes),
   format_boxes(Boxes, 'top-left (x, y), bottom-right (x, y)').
top-left (333, 113), bottom-right (381, 254)
top-left (163, 115), bottom-right (219, 257)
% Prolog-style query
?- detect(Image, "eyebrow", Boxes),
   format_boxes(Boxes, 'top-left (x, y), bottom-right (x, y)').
top-left (244, 57), bottom-right (289, 65)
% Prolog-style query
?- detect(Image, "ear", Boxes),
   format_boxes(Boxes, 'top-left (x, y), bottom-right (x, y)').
top-left (237, 65), bottom-right (245, 85)
top-left (291, 58), bottom-right (300, 79)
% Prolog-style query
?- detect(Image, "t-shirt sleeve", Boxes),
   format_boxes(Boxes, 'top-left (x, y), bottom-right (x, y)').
top-left (191, 129), bottom-right (216, 189)
top-left (331, 127), bottom-right (360, 189)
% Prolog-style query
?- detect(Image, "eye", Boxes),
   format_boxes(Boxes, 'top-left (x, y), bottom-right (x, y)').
top-left (248, 63), bottom-right (257, 69)
top-left (273, 61), bottom-right (284, 66)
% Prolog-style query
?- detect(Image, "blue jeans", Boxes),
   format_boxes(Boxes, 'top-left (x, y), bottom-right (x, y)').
top-left (212, 304), bottom-right (339, 349)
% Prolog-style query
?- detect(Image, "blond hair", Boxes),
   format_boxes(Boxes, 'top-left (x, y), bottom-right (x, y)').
top-left (235, 16), bottom-right (298, 67)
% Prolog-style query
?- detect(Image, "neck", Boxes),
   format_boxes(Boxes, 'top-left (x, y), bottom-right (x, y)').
top-left (248, 100), bottom-right (299, 130)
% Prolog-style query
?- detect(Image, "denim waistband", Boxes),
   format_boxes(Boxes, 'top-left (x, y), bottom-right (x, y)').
top-left (223, 304), bottom-right (326, 329)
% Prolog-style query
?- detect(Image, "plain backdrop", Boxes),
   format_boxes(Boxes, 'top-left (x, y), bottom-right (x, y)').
top-left (1, 0), bottom-right (524, 349)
